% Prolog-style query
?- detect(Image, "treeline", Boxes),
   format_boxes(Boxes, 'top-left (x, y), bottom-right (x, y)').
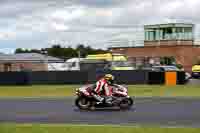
top-left (15, 44), bottom-right (109, 59)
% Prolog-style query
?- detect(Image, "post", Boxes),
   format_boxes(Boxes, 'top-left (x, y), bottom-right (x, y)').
top-left (41, 49), bottom-right (48, 71)
top-left (78, 50), bottom-right (81, 71)
top-left (78, 50), bottom-right (81, 61)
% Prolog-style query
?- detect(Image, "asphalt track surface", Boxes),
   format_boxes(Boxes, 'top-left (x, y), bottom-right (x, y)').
top-left (187, 78), bottom-right (200, 85)
top-left (0, 97), bottom-right (200, 127)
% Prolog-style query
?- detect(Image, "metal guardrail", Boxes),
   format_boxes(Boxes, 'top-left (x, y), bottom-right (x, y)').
top-left (0, 71), bottom-right (186, 85)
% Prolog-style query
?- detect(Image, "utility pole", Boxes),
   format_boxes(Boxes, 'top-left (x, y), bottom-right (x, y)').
top-left (41, 49), bottom-right (48, 71)
top-left (77, 50), bottom-right (81, 71)
top-left (78, 50), bottom-right (81, 61)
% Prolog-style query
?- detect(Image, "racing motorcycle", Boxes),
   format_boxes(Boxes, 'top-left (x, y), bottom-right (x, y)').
top-left (75, 84), bottom-right (134, 110)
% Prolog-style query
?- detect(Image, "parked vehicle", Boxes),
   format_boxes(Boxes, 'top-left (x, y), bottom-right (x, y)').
top-left (192, 64), bottom-right (200, 78)
top-left (47, 58), bottom-right (84, 71)
top-left (151, 65), bottom-right (180, 71)
top-left (86, 53), bottom-right (135, 70)
top-left (50, 53), bottom-right (135, 71)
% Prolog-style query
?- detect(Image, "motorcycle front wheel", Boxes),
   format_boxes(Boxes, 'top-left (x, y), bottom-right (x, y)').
top-left (119, 97), bottom-right (133, 110)
top-left (75, 97), bottom-right (92, 110)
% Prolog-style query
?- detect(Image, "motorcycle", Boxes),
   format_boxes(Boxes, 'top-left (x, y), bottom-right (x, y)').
top-left (75, 84), bottom-right (134, 110)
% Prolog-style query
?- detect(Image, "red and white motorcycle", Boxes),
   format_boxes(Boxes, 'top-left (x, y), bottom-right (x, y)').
top-left (75, 84), bottom-right (134, 110)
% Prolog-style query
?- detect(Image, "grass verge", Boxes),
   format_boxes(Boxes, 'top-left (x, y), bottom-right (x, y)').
top-left (0, 85), bottom-right (200, 97)
top-left (0, 124), bottom-right (200, 133)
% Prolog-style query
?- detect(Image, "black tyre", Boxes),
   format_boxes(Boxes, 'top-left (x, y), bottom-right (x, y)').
top-left (119, 97), bottom-right (133, 110)
top-left (75, 97), bottom-right (92, 110)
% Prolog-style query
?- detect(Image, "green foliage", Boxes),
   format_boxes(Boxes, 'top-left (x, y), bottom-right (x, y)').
top-left (15, 48), bottom-right (42, 54)
top-left (15, 44), bottom-right (108, 59)
top-left (15, 48), bottom-right (24, 53)
top-left (160, 56), bottom-right (176, 65)
top-left (137, 64), bottom-right (145, 70)
top-left (176, 64), bottom-right (183, 69)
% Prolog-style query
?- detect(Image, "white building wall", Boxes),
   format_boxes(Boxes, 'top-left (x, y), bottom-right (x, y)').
top-left (194, 24), bottom-right (200, 45)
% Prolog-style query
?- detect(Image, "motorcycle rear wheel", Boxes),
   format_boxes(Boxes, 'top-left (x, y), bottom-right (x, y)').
top-left (75, 97), bottom-right (92, 110)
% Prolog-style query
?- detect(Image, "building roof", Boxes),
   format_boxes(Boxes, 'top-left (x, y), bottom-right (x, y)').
top-left (0, 53), bottom-right (64, 63)
top-left (144, 23), bottom-right (194, 29)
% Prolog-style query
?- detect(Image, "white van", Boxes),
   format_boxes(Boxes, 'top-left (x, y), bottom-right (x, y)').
top-left (48, 58), bottom-right (84, 71)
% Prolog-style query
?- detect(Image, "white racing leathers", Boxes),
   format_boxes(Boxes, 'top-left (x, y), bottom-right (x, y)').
top-left (93, 78), bottom-right (112, 103)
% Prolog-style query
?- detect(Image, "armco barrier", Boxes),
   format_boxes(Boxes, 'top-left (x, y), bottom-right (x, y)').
top-left (30, 71), bottom-right (89, 84)
top-left (0, 71), bottom-right (186, 85)
top-left (0, 72), bottom-right (31, 85)
top-left (148, 71), bottom-right (165, 84)
top-left (93, 70), bottom-right (149, 84)
top-left (177, 71), bottom-right (187, 84)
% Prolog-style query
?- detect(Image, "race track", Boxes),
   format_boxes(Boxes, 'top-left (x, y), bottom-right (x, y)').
top-left (187, 78), bottom-right (200, 85)
top-left (0, 97), bottom-right (200, 127)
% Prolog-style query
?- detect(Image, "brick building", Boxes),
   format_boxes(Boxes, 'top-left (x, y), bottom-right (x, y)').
top-left (109, 23), bottom-right (200, 73)
top-left (0, 53), bottom-right (64, 72)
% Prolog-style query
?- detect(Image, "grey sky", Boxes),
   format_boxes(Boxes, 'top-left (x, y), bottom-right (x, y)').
top-left (0, 0), bottom-right (200, 53)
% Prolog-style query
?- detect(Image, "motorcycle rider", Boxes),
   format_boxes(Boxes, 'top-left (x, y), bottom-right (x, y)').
top-left (91, 74), bottom-right (115, 105)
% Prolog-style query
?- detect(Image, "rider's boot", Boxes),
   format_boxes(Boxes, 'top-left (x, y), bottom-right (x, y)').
top-left (93, 94), bottom-right (104, 104)
top-left (104, 96), bottom-right (113, 106)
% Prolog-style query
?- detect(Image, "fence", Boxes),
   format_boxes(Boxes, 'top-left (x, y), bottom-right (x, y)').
top-left (0, 70), bottom-right (186, 85)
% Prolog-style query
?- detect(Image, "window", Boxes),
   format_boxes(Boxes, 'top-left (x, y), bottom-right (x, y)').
top-left (66, 62), bottom-right (76, 68)
top-left (149, 31), bottom-right (155, 41)
top-left (163, 66), bottom-right (179, 71)
top-left (4, 63), bottom-right (12, 72)
top-left (145, 29), bottom-right (156, 41)
top-left (164, 28), bottom-right (173, 40)
top-left (71, 62), bottom-right (76, 67)
top-left (176, 27), bottom-right (182, 33)
top-left (166, 28), bottom-right (172, 34)
top-left (155, 29), bottom-right (160, 40)
top-left (111, 61), bottom-right (132, 67)
top-left (184, 27), bottom-right (193, 40)
top-left (145, 31), bottom-right (149, 40)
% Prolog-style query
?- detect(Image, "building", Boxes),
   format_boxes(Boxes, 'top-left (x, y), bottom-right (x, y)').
top-left (0, 53), bottom-right (64, 72)
top-left (109, 23), bottom-right (200, 73)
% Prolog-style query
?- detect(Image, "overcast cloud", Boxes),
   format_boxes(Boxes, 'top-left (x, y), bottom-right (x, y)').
top-left (0, 0), bottom-right (200, 53)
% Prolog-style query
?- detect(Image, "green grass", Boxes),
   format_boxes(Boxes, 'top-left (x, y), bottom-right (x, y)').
top-left (0, 85), bottom-right (200, 97)
top-left (0, 85), bottom-right (78, 97)
top-left (0, 124), bottom-right (199, 133)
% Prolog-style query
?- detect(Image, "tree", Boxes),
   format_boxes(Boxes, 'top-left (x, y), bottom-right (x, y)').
top-left (76, 44), bottom-right (87, 57)
top-left (15, 48), bottom-right (24, 53)
top-left (52, 45), bottom-right (62, 49)
top-left (63, 47), bottom-right (78, 58)
top-left (160, 56), bottom-right (175, 65)
top-left (14, 44), bottom-right (108, 58)
top-left (47, 44), bottom-right (65, 58)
